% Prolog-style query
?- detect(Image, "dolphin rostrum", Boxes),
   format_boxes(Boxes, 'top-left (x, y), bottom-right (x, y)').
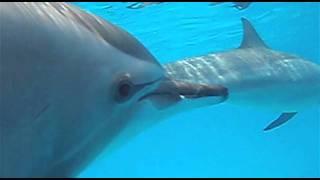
top-left (0, 2), bottom-right (228, 178)
top-left (163, 18), bottom-right (320, 131)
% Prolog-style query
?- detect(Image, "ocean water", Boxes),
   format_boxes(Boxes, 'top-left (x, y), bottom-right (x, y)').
top-left (72, 2), bottom-right (320, 178)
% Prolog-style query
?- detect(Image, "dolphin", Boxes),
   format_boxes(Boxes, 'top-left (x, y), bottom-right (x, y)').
top-left (0, 2), bottom-right (228, 178)
top-left (163, 18), bottom-right (320, 131)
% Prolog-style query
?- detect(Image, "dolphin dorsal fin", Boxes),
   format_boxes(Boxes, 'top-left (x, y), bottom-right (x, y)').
top-left (239, 18), bottom-right (269, 49)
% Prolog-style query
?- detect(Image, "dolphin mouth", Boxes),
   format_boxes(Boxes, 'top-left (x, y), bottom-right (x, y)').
top-left (138, 78), bottom-right (229, 109)
top-left (134, 76), bottom-right (163, 87)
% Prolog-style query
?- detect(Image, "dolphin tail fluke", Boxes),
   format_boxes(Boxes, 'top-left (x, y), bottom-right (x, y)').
top-left (264, 112), bottom-right (298, 131)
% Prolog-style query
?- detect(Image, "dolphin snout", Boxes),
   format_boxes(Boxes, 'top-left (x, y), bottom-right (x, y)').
top-left (138, 78), bottom-right (229, 109)
top-left (182, 83), bottom-right (228, 100)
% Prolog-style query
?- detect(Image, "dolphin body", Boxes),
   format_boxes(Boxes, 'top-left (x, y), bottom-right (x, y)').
top-left (163, 18), bottom-right (320, 131)
top-left (0, 2), bottom-right (227, 178)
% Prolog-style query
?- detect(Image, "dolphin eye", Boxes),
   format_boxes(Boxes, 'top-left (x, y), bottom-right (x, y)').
top-left (119, 82), bottom-right (131, 97)
top-left (115, 74), bottom-right (134, 102)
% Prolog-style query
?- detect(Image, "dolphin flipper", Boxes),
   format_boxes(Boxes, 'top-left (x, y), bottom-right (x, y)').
top-left (264, 112), bottom-right (298, 131)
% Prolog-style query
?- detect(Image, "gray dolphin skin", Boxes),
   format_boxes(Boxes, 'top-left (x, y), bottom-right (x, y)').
top-left (0, 2), bottom-right (227, 178)
top-left (164, 18), bottom-right (320, 131)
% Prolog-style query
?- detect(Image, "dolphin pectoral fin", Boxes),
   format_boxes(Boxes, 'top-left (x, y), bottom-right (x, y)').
top-left (264, 112), bottom-right (298, 131)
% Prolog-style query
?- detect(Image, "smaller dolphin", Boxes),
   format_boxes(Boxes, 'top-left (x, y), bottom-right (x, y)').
top-left (163, 18), bottom-right (320, 131)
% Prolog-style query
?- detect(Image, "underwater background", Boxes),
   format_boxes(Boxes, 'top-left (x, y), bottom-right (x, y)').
top-left (72, 2), bottom-right (319, 178)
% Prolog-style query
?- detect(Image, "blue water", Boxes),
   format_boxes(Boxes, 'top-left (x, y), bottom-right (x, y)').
top-left (72, 2), bottom-right (320, 178)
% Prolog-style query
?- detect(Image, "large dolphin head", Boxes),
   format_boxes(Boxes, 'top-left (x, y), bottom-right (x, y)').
top-left (0, 2), bottom-right (228, 177)
top-left (0, 2), bottom-right (166, 177)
